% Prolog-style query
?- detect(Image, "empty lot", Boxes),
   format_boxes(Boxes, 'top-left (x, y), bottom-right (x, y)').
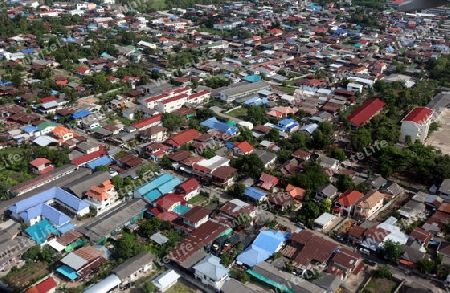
top-left (427, 108), bottom-right (450, 155)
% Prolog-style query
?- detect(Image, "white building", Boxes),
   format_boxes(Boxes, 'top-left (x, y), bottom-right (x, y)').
top-left (156, 94), bottom-right (188, 113)
top-left (399, 107), bottom-right (433, 143)
top-left (193, 255), bottom-right (230, 289)
top-left (152, 270), bottom-right (180, 292)
top-left (84, 180), bottom-right (119, 213)
top-left (188, 90), bottom-right (210, 104)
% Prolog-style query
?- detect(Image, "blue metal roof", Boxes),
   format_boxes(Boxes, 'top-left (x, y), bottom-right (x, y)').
top-left (20, 204), bottom-right (71, 226)
top-left (57, 222), bottom-right (75, 234)
top-left (57, 265), bottom-right (78, 280)
top-left (9, 187), bottom-right (89, 214)
top-left (253, 230), bottom-right (290, 254)
top-left (278, 118), bottom-right (296, 127)
top-left (200, 117), bottom-right (238, 135)
top-left (24, 125), bottom-right (39, 134)
top-left (158, 178), bottom-right (183, 195)
top-left (244, 187), bottom-right (267, 200)
top-left (72, 109), bottom-right (91, 119)
top-left (86, 155), bottom-right (114, 170)
top-left (145, 189), bottom-right (162, 201)
top-left (136, 174), bottom-right (174, 196)
top-left (237, 244), bottom-right (272, 267)
top-left (26, 219), bottom-right (60, 244)
top-left (21, 48), bottom-right (35, 54)
top-left (300, 123), bottom-right (318, 134)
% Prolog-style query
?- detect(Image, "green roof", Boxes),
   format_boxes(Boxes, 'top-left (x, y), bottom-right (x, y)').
top-left (37, 121), bottom-right (58, 131)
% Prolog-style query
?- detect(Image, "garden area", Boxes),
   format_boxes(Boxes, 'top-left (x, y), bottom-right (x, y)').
top-left (2, 261), bottom-right (49, 291)
top-left (187, 193), bottom-right (209, 205)
top-left (165, 280), bottom-right (198, 293)
top-left (226, 107), bottom-right (248, 119)
top-left (362, 266), bottom-right (400, 293)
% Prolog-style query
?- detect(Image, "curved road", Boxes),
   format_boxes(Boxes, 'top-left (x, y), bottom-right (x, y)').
top-left (210, 106), bottom-right (244, 124)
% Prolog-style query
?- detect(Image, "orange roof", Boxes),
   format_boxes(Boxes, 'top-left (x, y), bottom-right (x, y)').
top-left (52, 125), bottom-right (72, 137)
top-left (86, 180), bottom-right (114, 201)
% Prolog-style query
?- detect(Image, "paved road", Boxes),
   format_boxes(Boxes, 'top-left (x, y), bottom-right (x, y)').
top-left (210, 106), bottom-right (244, 123)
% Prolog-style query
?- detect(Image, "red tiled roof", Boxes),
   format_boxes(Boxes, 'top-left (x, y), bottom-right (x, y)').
top-left (347, 98), bottom-right (385, 127)
top-left (189, 90), bottom-right (210, 100)
top-left (166, 129), bottom-right (201, 147)
top-left (182, 206), bottom-right (210, 223)
top-left (26, 277), bottom-right (57, 293)
top-left (289, 230), bottom-right (314, 246)
top-left (212, 165), bottom-right (237, 181)
top-left (294, 236), bottom-right (338, 267)
top-left (402, 107), bottom-right (433, 124)
top-left (235, 141), bottom-right (254, 154)
top-left (131, 113), bottom-right (162, 130)
top-left (40, 96), bottom-right (57, 103)
top-left (161, 94), bottom-right (188, 105)
top-left (29, 157), bottom-right (51, 167)
top-left (155, 193), bottom-right (185, 210)
top-left (336, 190), bottom-right (363, 207)
top-left (409, 227), bottom-right (432, 244)
top-left (158, 211), bottom-right (180, 222)
top-left (72, 146), bottom-right (106, 166)
top-left (38, 165), bottom-right (54, 175)
top-left (177, 178), bottom-right (199, 194)
top-left (331, 247), bottom-right (361, 269)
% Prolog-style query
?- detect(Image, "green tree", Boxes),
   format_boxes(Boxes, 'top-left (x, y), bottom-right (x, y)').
top-left (351, 128), bottom-right (372, 151)
top-left (114, 232), bottom-right (142, 260)
top-left (417, 259), bottom-right (435, 274)
top-left (230, 154), bottom-right (265, 179)
top-left (220, 252), bottom-right (234, 267)
top-left (142, 282), bottom-right (156, 293)
top-left (202, 148), bottom-right (216, 159)
top-left (383, 240), bottom-right (403, 263)
top-left (373, 265), bottom-right (392, 278)
top-left (160, 155), bottom-right (173, 170)
top-left (162, 113), bottom-right (185, 131)
top-left (330, 147), bottom-right (347, 161)
top-left (265, 128), bottom-right (280, 141)
top-left (139, 217), bottom-right (163, 237)
top-left (22, 245), bottom-right (40, 261)
top-left (335, 174), bottom-right (355, 192)
top-left (229, 183), bottom-right (246, 198)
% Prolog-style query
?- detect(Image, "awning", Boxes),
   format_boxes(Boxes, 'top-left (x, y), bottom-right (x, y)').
top-left (57, 265), bottom-right (78, 280)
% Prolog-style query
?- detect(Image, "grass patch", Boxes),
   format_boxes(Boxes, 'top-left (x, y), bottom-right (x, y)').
top-left (3, 261), bottom-right (49, 291)
top-left (227, 107), bottom-right (248, 119)
top-left (278, 86), bottom-right (296, 94)
top-left (116, 117), bottom-right (132, 126)
top-left (188, 194), bottom-right (209, 205)
top-left (362, 278), bottom-right (398, 293)
top-left (151, 0), bottom-right (166, 9)
top-left (286, 77), bottom-right (304, 85)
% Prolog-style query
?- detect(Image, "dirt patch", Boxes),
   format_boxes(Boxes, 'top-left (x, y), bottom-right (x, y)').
top-left (3, 261), bottom-right (49, 290)
top-left (375, 192), bottom-right (410, 222)
top-left (363, 278), bottom-right (398, 293)
top-left (427, 108), bottom-right (450, 155)
top-left (76, 96), bottom-right (99, 106)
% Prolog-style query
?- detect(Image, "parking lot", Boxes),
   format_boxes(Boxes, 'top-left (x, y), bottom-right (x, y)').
top-left (427, 108), bottom-right (450, 155)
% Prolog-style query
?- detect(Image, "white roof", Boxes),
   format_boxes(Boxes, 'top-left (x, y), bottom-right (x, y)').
top-left (33, 135), bottom-right (59, 146)
top-left (48, 238), bottom-right (66, 252)
top-left (84, 274), bottom-right (121, 293)
top-left (152, 269), bottom-right (180, 290)
top-left (314, 212), bottom-right (335, 226)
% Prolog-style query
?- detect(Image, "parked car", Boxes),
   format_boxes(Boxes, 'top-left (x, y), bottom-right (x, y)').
top-left (364, 259), bottom-right (376, 266)
top-left (360, 248), bottom-right (371, 255)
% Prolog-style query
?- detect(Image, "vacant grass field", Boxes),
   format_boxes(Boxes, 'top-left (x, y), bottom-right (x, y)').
top-left (226, 107), bottom-right (248, 119)
top-left (151, 0), bottom-right (166, 9)
top-left (278, 86), bottom-right (296, 94)
top-left (188, 194), bottom-right (209, 205)
top-left (3, 261), bottom-right (49, 290)
top-left (362, 278), bottom-right (398, 293)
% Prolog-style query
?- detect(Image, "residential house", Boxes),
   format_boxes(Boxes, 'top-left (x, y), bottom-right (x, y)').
top-left (347, 225), bottom-right (367, 245)
top-left (166, 129), bottom-right (201, 148)
top-left (51, 126), bottom-right (74, 145)
top-left (0, 220), bottom-right (35, 273)
top-left (399, 107), bottom-right (433, 143)
top-left (29, 158), bottom-right (54, 175)
top-left (84, 180), bottom-right (119, 213)
top-left (219, 199), bottom-right (257, 226)
top-left (353, 190), bottom-right (385, 220)
top-left (286, 184), bottom-right (307, 202)
top-left (112, 251), bottom-right (155, 286)
top-left (252, 149), bottom-right (277, 168)
top-left (439, 179), bottom-right (450, 200)
top-left (409, 227), bottom-right (432, 247)
top-left (176, 178), bottom-right (200, 201)
top-left (140, 126), bottom-right (168, 142)
top-left (316, 184), bottom-right (339, 201)
top-left (212, 166), bottom-right (237, 188)
top-left (314, 212), bottom-right (336, 232)
top-left (244, 187), bottom-right (268, 202)
top-left (152, 270), bottom-right (180, 292)
top-left (328, 248), bottom-right (363, 279)
top-left (332, 190), bottom-right (364, 217)
top-left (193, 255), bottom-right (230, 289)
top-left (292, 149), bottom-right (311, 161)
top-left (58, 245), bottom-right (106, 281)
top-left (233, 141), bottom-right (254, 156)
top-left (25, 277), bottom-right (58, 293)
top-left (269, 192), bottom-right (292, 211)
top-left (259, 173), bottom-right (279, 190)
top-left (156, 94), bottom-right (188, 113)
top-left (399, 199), bottom-right (426, 222)
top-left (318, 154), bottom-right (340, 174)
top-left (182, 206), bottom-right (210, 229)
top-left (364, 174), bottom-right (387, 190)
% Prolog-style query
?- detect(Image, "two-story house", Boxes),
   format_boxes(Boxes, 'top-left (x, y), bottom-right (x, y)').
top-left (29, 158), bottom-right (54, 175)
top-left (211, 166), bottom-right (237, 188)
top-left (139, 126), bottom-right (168, 143)
top-left (51, 126), bottom-right (74, 145)
top-left (233, 141), bottom-right (254, 156)
top-left (332, 190), bottom-right (364, 217)
top-left (353, 190), bottom-right (385, 220)
top-left (315, 183), bottom-right (339, 201)
top-left (84, 180), bottom-right (119, 213)
top-left (176, 178), bottom-right (199, 201)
